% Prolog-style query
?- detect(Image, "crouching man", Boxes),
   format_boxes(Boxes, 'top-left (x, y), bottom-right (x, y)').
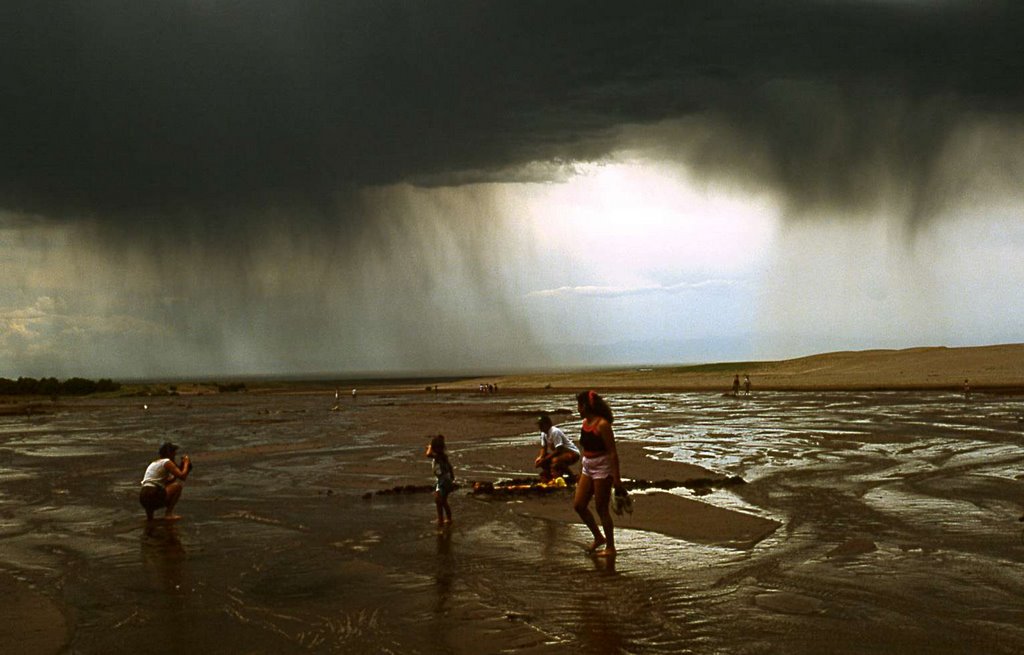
top-left (535, 414), bottom-right (580, 483)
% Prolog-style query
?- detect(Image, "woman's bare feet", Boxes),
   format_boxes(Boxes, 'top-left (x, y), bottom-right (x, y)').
top-left (585, 536), bottom-right (607, 553)
top-left (593, 547), bottom-right (616, 558)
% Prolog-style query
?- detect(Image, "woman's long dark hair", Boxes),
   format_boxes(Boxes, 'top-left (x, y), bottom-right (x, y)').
top-left (576, 390), bottom-right (614, 424)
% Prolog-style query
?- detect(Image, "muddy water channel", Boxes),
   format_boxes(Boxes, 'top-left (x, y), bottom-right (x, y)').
top-left (2, 391), bottom-right (1024, 654)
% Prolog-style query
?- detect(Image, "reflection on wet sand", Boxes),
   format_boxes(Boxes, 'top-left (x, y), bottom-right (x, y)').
top-left (434, 525), bottom-right (454, 616)
top-left (588, 549), bottom-right (617, 577)
top-left (141, 521), bottom-right (186, 595)
top-left (0, 391), bottom-right (1023, 653)
top-left (577, 593), bottom-right (625, 654)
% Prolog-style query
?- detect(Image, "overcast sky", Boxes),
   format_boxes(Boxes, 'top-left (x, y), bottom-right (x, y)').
top-left (2, 1), bottom-right (1024, 379)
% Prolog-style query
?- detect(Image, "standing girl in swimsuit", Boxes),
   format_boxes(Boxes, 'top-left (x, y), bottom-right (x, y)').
top-left (426, 434), bottom-right (455, 526)
top-left (572, 390), bottom-right (625, 556)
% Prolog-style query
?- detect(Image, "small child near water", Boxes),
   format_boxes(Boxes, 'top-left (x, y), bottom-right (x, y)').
top-left (426, 434), bottom-right (455, 525)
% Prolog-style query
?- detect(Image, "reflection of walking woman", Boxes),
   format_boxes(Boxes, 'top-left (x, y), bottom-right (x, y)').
top-left (426, 434), bottom-right (455, 525)
top-left (573, 390), bottom-right (625, 557)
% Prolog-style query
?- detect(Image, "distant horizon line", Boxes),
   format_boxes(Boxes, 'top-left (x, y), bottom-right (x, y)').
top-left (10, 342), bottom-right (1020, 385)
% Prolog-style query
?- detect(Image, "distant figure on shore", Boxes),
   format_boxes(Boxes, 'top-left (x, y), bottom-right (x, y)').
top-left (535, 414), bottom-right (580, 483)
top-left (426, 434), bottom-right (455, 526)
top-left (732, 375), bottom-right (740, 396)
top-left (352, 388), bottom-right (358, 402)
top-left (744, 374), bottom-right (751, 395)
top-left (574, 390), bottom-right (626, 557)
top-left (963, 379), bottom-right (970, 399)
top-left (139, 442), bottom-right (192, 521)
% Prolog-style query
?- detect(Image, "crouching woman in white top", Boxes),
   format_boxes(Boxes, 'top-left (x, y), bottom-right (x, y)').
top-left (139, 441), bottom-right (192, 521)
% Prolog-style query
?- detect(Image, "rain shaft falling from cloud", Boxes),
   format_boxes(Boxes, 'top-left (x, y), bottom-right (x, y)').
top-left (3, 1), bottom-right (1024, 376)
top-left (1, 187), bottom-right (549, 378)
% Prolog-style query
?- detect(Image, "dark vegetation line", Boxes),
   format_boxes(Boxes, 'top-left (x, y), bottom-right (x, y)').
top-left (0, 377), bottom-right (121, 396)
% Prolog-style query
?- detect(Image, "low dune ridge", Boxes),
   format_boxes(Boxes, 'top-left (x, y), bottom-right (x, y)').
top-left (462, 343), bottom-right (1024, 393)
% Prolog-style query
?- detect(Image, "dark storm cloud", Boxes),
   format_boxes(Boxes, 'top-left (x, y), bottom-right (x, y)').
top-left (2, 1), bottom-right (1023, 224)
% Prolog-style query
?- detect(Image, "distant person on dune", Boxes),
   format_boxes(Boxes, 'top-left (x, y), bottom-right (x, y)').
top-left (744, 374), bottom-right (751, 395)
top-left (139, 442), bottom-right (192, 521)
top-left (732, 375), bottom-right (740, 396)
top-left (535, 413), bottom-right (580, 483)
top-left (573, 390), bottom-right (627, 557)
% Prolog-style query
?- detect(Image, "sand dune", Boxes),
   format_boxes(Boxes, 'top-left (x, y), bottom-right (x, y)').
top-left (462, 343), bottom-right (1024, 393)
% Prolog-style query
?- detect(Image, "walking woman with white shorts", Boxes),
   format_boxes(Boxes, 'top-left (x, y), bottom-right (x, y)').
top-left (572, 390), bottom-right (625, 557)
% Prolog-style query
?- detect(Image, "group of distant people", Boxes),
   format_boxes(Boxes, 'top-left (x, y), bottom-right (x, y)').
top-left (334, 388), bottom-right (358, 402)
top-left (731, 374), bottom-right (752, 396)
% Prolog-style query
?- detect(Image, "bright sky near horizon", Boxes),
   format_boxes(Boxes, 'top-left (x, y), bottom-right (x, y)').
top-left (2, 1), bottom-right (1023, 379)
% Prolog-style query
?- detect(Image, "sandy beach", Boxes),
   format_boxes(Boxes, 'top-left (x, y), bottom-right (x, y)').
top-left (2, 345), bottom-right (1024, 653)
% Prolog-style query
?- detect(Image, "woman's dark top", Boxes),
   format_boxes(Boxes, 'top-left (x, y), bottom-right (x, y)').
top-left (579, 420), bottom-right (607, 453)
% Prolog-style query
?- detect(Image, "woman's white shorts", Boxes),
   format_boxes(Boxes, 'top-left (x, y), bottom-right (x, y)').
top-left (582, 454), bottom-right (613, 480)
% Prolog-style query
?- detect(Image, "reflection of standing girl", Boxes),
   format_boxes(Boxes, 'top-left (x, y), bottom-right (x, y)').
top-left (573, 390), bottom-right (625, 557)
top-left (426, 434), bottom-right (455, 525)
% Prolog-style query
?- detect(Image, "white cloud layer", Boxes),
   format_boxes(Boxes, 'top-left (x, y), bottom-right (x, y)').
top-left (527, 279), bottom-right (741, 299)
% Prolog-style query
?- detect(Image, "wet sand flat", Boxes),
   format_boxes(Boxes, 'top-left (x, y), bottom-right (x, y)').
top-left (1, 386), bottom-right (1024, 653)
top-left (517, 491), bottom-right (781, 550)
top-left (0, 571), bottom-right (68, 655)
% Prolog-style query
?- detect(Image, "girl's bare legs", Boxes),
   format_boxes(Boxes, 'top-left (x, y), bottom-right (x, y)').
top-left (592, 477), bottom-right (615, 556)
top-left (573, 475), bottom-right (605, 551)
top-left (434, 491), bottom-right (452, 525)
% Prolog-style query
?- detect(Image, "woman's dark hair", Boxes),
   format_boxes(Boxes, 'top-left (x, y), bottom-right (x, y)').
top-left (158, 441), bottom-right (179, 458)
top-left (575, 390), bottom-right (614, 424)
top-left (537, 414), bottom-right (553, 429)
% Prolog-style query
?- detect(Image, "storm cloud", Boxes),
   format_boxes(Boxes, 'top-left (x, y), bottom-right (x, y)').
top-left (3, 1), bottom-right (1024, 377)
top-left (3, 1), bottom-right (1023, 226)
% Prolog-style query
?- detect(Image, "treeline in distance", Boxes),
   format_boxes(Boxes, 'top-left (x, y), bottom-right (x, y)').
top-left (0, 377), bottom-right (121, 396)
